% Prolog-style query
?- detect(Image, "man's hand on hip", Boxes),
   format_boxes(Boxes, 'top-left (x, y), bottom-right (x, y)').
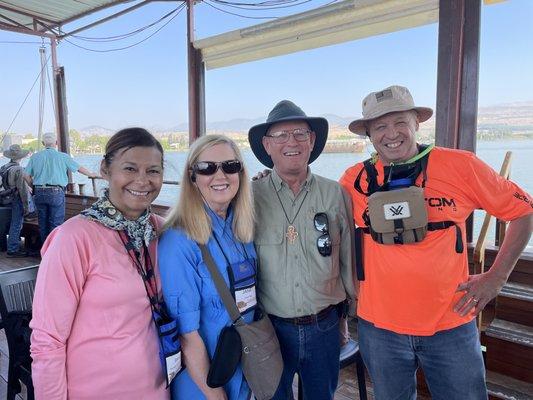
top-left (454, 271), bottom-right (507, 317)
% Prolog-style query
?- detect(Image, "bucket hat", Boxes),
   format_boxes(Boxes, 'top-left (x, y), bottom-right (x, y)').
top-left (248, 100), bottom-right (328, 168)
top-left (349, 85), bottom-right (433, 136)
top-left (3, 144), bottom-right (29, 160)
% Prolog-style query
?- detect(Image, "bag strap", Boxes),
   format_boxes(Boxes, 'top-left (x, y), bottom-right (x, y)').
top-left (354, 227), bottom-right (365, 281)
top-left (353, 158), bottom-right (378, 196)
top-left (199, 244), bottom-right (243, 324)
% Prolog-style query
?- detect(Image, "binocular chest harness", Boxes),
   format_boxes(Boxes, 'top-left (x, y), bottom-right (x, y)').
top-left (353, 144), bottom-right (463, 280)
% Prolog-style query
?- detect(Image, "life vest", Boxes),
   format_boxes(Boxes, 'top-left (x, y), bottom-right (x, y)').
top-left (353, 145), bottom-right (464, 280)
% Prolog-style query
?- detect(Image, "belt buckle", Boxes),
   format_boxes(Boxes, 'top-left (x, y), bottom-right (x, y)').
top-left (295, 315), bottom-right (313, 325)
top-left (295, 312), bottom-right (320, 325)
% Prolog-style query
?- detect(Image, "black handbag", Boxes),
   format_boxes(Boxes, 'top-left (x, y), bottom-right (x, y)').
top-left (207, 325), bottom-right (242, 388)
top-left (200, 245), bottom-right (283, 400)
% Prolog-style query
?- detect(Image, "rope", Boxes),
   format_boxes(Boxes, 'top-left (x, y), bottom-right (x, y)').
top-left (38, 45), bottom-right (47, 150)
top-left (1, 51), bottom-right (52, 145)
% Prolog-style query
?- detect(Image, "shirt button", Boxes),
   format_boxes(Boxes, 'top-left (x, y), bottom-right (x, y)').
top-left (295, 283), bottom-right (299, 287)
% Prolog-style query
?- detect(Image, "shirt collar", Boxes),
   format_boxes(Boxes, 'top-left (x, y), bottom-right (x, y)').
top-left (205, 203), bottom-right (234, 235)
top-left (271, 168), bottom-right (314, 193)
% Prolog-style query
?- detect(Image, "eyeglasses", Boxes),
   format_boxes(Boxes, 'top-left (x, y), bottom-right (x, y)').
top-left (265, 129), bottom-right (312, 144)
top-left (314, 212), bottom-right (332, 257)
top-left (192, 160), bottom-right (242, 176)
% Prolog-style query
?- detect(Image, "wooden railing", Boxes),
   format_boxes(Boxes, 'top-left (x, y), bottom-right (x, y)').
top-left (66, 177), bottom-right (180, 197)
top-left (473, 151), bottom-right (513, 330)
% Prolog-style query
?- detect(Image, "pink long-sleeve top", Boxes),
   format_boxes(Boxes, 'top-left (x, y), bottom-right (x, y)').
top-left (30, 215), bottom-right (169, 400)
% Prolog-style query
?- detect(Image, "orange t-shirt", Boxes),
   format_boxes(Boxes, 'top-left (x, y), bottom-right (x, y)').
top-left (340, 147), bottom-right (532, 336)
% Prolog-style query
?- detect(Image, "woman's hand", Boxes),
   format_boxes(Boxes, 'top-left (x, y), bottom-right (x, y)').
top-left (181, 331), bottom-right (228, 398)
top-left (205, 388), bottom-right (228, 400)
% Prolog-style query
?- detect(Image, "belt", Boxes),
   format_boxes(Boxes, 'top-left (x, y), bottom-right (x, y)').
top-left (270, 304), bottom-right (336, 325)
top-left (34, 185), bottom-right (63, 189)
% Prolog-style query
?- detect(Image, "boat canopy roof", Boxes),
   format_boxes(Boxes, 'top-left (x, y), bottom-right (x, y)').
top-left (0, 0), bottom-right (130, 37)
top-left (196, 0), bottom-right (440, 70)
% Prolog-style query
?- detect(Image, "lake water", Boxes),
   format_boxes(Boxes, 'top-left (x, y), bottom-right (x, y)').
top-left (4, 139), bottom-right (532, 247)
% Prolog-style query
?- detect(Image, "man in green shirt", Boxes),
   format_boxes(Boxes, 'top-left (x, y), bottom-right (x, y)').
top-left (248, 100), bottom-right (356, 400)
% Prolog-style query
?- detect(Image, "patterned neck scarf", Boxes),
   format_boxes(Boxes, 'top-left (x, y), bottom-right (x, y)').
top-left (81, 191), bottom-right (156, 251)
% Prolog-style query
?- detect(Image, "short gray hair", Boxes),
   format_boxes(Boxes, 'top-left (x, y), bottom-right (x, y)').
top-left (42, 132), bottom-right (56, 146)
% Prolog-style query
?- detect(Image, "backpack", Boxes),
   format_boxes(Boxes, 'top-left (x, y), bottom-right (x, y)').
top-left (0, 162), bottom-right (19, 205)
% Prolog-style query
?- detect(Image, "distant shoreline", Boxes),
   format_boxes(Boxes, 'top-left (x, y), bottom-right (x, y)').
top-left (66, 135), bottom-right (533, 156)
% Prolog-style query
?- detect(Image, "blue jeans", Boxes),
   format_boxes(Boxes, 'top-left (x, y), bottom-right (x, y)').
top-left (271, 307), bottom-right (340, 400)
top-left (34, 187), bottom-right (65, 243)
top-left (358, 318), bottom-right (487, 400)
top-left (7, 196), bottom-right (24, 252)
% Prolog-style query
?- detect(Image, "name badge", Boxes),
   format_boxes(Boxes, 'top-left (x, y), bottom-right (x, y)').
top-left (153, 307), bottom-right (184, 387)
top-left (228, 258), bottom-right (257, 315)
top-left (165, 351), bottom-right (182, 387)
top-left (235, 285), bottom-right (257, 314)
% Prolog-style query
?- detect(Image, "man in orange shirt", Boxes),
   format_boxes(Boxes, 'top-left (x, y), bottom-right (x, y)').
top-left (340, 85), bottom-right (532, 400)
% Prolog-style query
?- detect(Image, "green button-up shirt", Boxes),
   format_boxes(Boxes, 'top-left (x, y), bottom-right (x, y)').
top-left (253, 169), bottom-right (356, 318)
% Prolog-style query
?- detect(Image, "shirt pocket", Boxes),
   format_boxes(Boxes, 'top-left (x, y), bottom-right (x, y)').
top-left (305, 218), bottom-right (341, 291)
top-left (255, 225), bottom-right (287, 285)
top-left (197, 262), bottom-right (226, 315)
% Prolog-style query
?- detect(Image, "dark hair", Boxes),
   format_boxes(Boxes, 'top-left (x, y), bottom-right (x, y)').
top-left (103, 127), bottom-right (164, 167)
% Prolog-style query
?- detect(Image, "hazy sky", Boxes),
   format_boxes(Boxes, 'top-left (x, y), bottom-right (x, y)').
top-left (1, 0), bottom-right (532, 135)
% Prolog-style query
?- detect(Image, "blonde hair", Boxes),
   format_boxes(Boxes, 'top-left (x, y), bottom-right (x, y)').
top-left (164, 135), bottom-right (254, 244)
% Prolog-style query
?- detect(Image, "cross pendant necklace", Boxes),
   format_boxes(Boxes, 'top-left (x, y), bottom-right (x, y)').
top-left (286, 225), bottom-right (298, 244)
top-left (271, 176), bottom-right (309, 245)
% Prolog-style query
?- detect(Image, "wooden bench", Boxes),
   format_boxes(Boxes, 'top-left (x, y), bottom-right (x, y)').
top-left (22, 194), bottom-right (171, 249)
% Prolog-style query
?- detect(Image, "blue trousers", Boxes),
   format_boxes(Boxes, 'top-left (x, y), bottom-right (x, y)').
top-left (7, 196), bottom-right (24, 252)
top-left (34, 187), bottom-right (65, 243)
top-left (358, 318), bottom-right (487, 400)
top-left (271, 307), bottom-right (340, 400)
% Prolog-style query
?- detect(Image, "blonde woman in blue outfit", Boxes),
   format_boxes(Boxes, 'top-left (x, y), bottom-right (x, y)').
top-left (159, 135), bottom-right (255, 400)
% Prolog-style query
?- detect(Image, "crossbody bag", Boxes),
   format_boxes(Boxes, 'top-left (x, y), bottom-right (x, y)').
top-left (200, 244), bottom-right (283, 400)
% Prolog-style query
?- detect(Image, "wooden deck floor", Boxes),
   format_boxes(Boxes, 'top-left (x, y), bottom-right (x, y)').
top-left (0, 254), bottom-right (40, 272)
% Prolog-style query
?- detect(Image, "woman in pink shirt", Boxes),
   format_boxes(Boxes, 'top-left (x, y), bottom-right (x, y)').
top-left (30, 128), bottom-right (170, 400)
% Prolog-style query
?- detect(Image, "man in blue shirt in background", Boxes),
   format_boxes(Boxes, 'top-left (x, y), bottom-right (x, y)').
top-left (25, 132), bottom-right (97, 243)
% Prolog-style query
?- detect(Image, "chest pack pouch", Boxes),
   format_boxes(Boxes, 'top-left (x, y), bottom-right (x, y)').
top-left (353, 145), bottom-right (463, 280)
top-left (367, 185), bottom-right (428, 245)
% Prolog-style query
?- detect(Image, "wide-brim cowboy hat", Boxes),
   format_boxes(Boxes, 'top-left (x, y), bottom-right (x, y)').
top-left (3, 144), bottom-right (29, 160)
top-left (349, 85), bottom-right (433, 136)
top-left (248, 100), bottom-right (328, 168)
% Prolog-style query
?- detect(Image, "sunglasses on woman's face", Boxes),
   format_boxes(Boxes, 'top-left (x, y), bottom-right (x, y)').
top-left (192, 159), bottom-right (242, 176)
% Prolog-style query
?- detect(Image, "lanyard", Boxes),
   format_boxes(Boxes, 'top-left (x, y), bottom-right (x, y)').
top-left (212, 230), bottom-right (251, 268)
top-left (118, 230), bottom-right (161, 313)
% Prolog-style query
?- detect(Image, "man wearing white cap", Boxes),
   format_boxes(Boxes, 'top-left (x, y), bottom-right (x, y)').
top-left (339, 85), bottom-right (532, 399)
top-left (25, 132), bottom-right (97, 243)
top-left (0, 144), bottom-right (35, 257)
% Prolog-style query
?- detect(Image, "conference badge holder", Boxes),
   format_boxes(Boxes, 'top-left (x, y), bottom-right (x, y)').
top-left (153, 306), bottom-right (185, 387)
top-left (228, 259), bottom-right (257, 315)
